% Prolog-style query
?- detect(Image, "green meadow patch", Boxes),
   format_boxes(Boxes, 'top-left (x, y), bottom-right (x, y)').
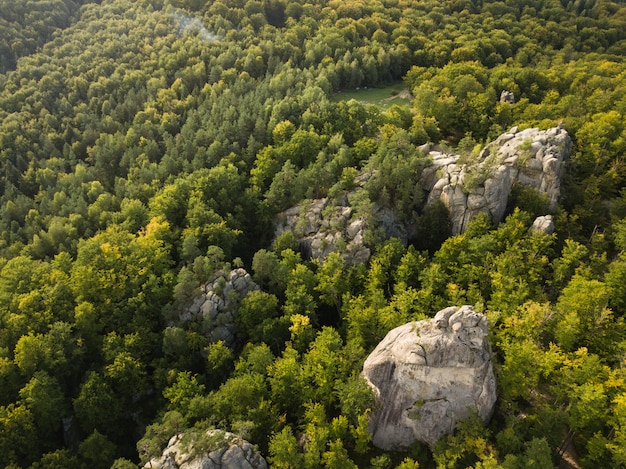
top-left (332, 82), bottom-right (412, 109)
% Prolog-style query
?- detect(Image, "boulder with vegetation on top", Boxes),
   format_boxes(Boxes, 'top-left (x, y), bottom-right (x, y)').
top-left (421, 125), bottom-right (572, 234)
top-left (143, 429), bottom-right (268, 469)
top-left (362, 305), bottom-right (497, 449)
top-left (179, 268), bottom-right (259, 347)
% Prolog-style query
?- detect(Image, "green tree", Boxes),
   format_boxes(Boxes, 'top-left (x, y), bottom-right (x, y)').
top-left (70, 225), bottom-right (173, 334)
top-left (104, 350), bottom-right (146, 397)
top-left (78, 430), bottom-right (117, 469)
top-left (315, 252), bottom-right (347, 316)
top-left (555, 275), bottom-right (616, 354)
top-left (268, 426), bottom-right (305, 468)
top-left (205, 340), bottom-right (234, 388)
top-left (0, 403), bottom-right (37, 467)
top-left (235, 290), bottom-right (281, 344)
top-left (18, 371), bottom-right (66, 441)
top-left (73, 371), bottom-right (122, 436)
top-left (268, 346), bottom-right (304, 418)
top-left (163, 371), bottom-right (206, 417)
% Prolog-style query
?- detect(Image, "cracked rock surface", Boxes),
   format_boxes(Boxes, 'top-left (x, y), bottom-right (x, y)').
top-left (143, 430), bottom-right (268, 469)
top-left (179, 268), bottom-right (259, 347)
top-left (362, 305), bottom-right (497, 449)
top-left (421, 125), bottom-right (572, 234)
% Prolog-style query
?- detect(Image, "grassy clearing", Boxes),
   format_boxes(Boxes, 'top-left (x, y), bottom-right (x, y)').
top-left (331, 82), bottom-right (412, 109)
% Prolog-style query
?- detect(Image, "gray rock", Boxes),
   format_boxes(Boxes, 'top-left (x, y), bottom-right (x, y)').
top-left (362, 305), bottom-right (497, 449)
top-left (500, 90), bottom-right (515, 104)
top-left (210, 325), bottom-right (235, 344)
top-left (179, 269), bottom-right (259, 347)
top-left (188, 295), bottom-right (205, 315)
top-left (531, 215), bottom-right (555, 234)
top-left (424, 126), bottom-right (571, 234)
top-left (144, 430), bottom-right (268, 469)
top-left (346, 218), bottom-right (365, 239)
top-left (200, 296), bottom-right (221, 320)
top-left (274, 199), bottom-right (328, 238)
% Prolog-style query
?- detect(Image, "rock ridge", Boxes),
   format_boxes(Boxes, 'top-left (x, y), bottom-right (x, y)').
top-left (274, 125), bottom-right (571, 263)
top-left (421, 125), bottom-right (571, 234)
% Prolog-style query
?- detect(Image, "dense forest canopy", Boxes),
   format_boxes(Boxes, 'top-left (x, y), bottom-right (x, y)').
top-left (2, 0), bottom-right (626, 467)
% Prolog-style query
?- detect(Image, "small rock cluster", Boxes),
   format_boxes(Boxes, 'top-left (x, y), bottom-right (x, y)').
top-left (179, 268), bottom-right (259, 346)
top-left (420, 125), bottom-right (571, 234)
top-left (143, 430), bottom-right (268, 469)
top-left (273, 197), bottom-right (371, 265)
top-left (362, 305), bottom-right (497, 449)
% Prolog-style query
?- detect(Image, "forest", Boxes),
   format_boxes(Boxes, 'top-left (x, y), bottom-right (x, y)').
top-left (2, 0), bottom-right (626, 467)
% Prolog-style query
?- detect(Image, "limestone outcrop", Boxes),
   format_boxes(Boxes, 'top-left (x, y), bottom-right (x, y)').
top-left (362, 305), bottom-right (497, 449)
top-left (273, 197), bottom-right (371, 265)
top-left (420, 126), bottom-right (571, 234)
top-left (180, 268), bottom-right (259, 347)
top-left (143, 430), bottom-right (268, 469)
top-left (274, 126), bottom-right (571, 263)
top-left (531, 214), bottom-right (555, 234)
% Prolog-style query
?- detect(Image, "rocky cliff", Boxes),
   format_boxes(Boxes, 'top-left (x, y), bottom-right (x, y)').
top-left (420, 125), bottom-right (571, 234)
top-left (143, 430), bottom-right (268, 469)
top-left (362, 305), bottom-right (497, 449)
top-left (275, 125), bottom-right (571, 262)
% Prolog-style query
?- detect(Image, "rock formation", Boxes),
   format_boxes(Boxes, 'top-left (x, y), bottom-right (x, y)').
top-left (180, 268), bottom-right (259, 347)
top-left (531, 214), bottom-right (555, 234)
top-left (273, 197), bottom-right (371, 265)
top-left (362, 305), bottom-right (497, 449)
top-left (420, 126), bottom-right (571, 234)
top-left (275, 125), bottom-right (571, 262)
top-left (143, 429), bottom-right (268, 469)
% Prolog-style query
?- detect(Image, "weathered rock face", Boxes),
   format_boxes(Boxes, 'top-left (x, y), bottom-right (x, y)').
top-left (362, 305), bottom-right (497, 449)
top-left (420, 126), bottom-right (572, 234)
top-left (273, 197), bottom-right (371, 265)
top-left (144, 430), bottom-right (268, 469)
top-left (180, 268), bottom-right (259, 347)
top-left (531, 214), bottom-right (555, 234)
top-left (274, 126), bottom-right (570, 263)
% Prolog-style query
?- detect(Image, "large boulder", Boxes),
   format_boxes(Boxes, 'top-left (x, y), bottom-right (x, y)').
top-left (421, 125), bottom-right (571, 234)
top-left (362, 305), bottom-right (497, 449)
top-left (143, 429), bottom-right (268, 469)
top-left (179, 268), bottom-right (259, 347)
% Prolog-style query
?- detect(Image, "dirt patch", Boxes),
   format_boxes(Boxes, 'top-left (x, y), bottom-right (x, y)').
top-left (382, 88), bottom-right (413, 102)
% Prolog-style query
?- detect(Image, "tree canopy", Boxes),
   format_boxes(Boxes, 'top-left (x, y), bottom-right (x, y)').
top-left (2, 0), bottom-right (626, 467)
